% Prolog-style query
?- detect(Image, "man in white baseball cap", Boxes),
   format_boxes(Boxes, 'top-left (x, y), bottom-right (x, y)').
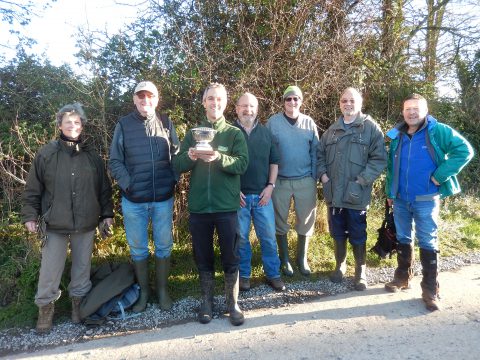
top-left (134, 81), bottom-right (159, 99)
top-left (109, 80), bottom-right (179, 313)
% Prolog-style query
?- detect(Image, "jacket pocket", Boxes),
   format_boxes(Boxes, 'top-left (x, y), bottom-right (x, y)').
top-left (322, 180), bottom-right (333, 203)
top-left (343, 181), bottom-right (362, 205)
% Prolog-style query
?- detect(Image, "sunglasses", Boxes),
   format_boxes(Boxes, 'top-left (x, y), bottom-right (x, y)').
top-left (341, 99), bottom-right (355, 104)
top-left (136, 93), bottom-right (156, 99)
top-left (285, 97), bottom-right (300, 102)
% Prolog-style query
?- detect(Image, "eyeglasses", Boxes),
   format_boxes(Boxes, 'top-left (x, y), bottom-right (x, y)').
top-left (136, 93), bottom-right (156, 99)
top-left (341, 99), bottom-right (355, 104)
top-left (285, 97), bottom-right (300, 102)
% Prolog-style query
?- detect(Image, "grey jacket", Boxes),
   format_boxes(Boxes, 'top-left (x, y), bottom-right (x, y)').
top-left (317, 113), bottom-right (387, 210)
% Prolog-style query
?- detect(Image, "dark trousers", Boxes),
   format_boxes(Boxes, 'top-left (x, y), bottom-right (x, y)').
top-left (327, 207), bottom-right (367, 245)
top-left (189, 211), bottom-right (239, 274)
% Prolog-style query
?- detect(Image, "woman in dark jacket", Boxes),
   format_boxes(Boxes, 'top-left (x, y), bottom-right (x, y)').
top-left (22, 103), bottom-right (113, 333)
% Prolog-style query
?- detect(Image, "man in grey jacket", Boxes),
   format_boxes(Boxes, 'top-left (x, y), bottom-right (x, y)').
top-left (317, 87), bottom-right (387, 290)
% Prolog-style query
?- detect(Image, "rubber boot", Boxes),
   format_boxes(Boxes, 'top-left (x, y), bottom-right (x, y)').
top-left (296, 234), bottom-right (311, 276)
top-left (329, 239), bottom-right (347, 283)
top-left (155, 257), bottom-right (173, 310)
top-left (36, 302), bottom-right (54, 333)
top-left (276, 234), bottom-right (293, 276)
top-left (385, 243), bottom-right (414, 292)
top-left (71, 296), bottom-right (83, 324)
top-left (132, 258), bottom-right (150, 313)
top-left (352, 243), bottom-right (367, 291)
top-left (198, 271), bottom-right (215, 324)
top-left (224, 271), bottom-right (245, 326)
top-left (420, 248), bottom-right (440, 311)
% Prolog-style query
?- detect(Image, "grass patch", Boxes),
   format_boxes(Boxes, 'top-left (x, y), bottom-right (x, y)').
top-left (1, 194), bottom-right (479, 330)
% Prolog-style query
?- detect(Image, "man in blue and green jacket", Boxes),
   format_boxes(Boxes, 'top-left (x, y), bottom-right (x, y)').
top-left (173, 83), bottom-right (248, 326)
top-left (385, 94), bottom-right (474, 311)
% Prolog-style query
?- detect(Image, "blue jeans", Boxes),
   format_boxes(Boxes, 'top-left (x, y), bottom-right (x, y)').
top-left (327, 207), bottom-right (367, 245)
top-left (122, 196), bottom-right (174, 261)
top-left (237, 195), bottom-right (281, 279)
top-left (393, 198), bottom-right (440, 252)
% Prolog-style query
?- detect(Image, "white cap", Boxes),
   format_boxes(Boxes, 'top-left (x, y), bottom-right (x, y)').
top-left (134, 81), bottom-right (159, 97)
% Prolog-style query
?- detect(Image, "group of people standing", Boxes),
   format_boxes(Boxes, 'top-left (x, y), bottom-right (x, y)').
top-left (22, 80), bottom-right (474, 333)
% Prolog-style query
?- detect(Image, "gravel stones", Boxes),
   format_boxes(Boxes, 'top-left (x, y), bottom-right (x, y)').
top-left (1, 251), bottom-right (479, 356)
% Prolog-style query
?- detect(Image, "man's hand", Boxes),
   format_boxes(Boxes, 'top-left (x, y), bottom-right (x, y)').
top-left (431, 176), bottom-right (440, 186)
top-left (258, 185), bottom-right (273, 206)
top-left (321, 174), bottom-right (330, 184)
top-left (188, 148), bottom-right (198, 161)
top-left (25, 220), bottom-right (37, 233)
top-left (240, 192), bottom-right (246, 208)
top-left (99, 218), bottom-right (114, 239)
top-left (197, 151), bottom-right (219, 163)
top-left (387, 198), bottom-right (394, 207)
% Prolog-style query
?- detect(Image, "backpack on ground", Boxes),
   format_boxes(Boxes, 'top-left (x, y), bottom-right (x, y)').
top-left (79, 262), bottom-right (138, 325)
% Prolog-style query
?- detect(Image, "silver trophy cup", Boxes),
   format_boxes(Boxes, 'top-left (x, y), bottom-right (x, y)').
top-left (191, 127), bottom-right (217, 154)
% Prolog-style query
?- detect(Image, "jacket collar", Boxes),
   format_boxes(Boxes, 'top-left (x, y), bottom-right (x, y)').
top-left (201, 116), bottom-right (227, 130)
top-left (386, 114), bottom-right (438, 140)
top-left (331, 112), bottom-right (368, 130)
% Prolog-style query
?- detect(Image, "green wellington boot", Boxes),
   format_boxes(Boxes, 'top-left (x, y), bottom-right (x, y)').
top-left (132, 258), bottom-right (150, 313)
top-left (155, 257), bottom-right (173, 310)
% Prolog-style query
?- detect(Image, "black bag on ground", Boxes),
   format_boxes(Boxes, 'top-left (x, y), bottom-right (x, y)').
top-left (370, 200), bottom-right (398, 259)
top-left (79, 262), bottom-right (136, 325)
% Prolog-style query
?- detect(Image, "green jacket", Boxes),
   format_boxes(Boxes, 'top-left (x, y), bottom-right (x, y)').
top-left (22, 139), bottom-right (113, 233)
top-left (173, 116), bottom-right (249, 213)
top-left (385, 115), bottom-right (474, 199)
top-left (317, 113), bottom-right (387, 209)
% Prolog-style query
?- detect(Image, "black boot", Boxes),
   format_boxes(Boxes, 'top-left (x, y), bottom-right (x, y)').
top-left (329, 239), bottom-right (347, 283)
top-left (296, 234), bottom-right (311, 276)
top-left (352, 243), bottom-right (367, 291)
top-left (224, 271), bottom-right (244, 326)
top-left (155, 257), bottom-right (172, 310)
top-left (420, 249), bottom-right (440, 311)
top-left (276, 234), bottom-right (293, 276)
top-left (385, 243), bottom-right (414, 292)
top-left (132, 259), bottom-right (150, 313)
top-left (198, 271), bottom-right (215, 324)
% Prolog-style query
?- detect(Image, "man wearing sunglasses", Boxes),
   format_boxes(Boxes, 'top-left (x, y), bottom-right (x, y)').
top-left (109, 81), bottom-right (180, 313)
top-left (266, 85), bottom-right (319, 276)
top-left (317, 87), bottom-right (387, 291)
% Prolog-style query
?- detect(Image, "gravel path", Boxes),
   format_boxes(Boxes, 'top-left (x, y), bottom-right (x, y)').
top-left (2, 251), bottom-right (480, 357)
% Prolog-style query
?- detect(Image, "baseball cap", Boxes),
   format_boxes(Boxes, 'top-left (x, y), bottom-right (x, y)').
top-left (283, 85), bottom-right (303, 100)
top-left (134, 81), bottom-right (159, 97)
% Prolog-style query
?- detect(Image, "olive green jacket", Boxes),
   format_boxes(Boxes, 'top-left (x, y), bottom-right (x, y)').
top-left (22, 139), bottom-right (113, 233)
top-left (317, 113), bottom-right (387, 210)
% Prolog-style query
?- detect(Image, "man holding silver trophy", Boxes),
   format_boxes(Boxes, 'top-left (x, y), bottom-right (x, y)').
top-left (173, 83), bottom-right (249, 326)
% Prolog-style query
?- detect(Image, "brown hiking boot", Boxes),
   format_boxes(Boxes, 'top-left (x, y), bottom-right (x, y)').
top-left (422, 291), bottom-right (440, 311)
top-left (420, 249), bottom-right (440, 312)
top-left (36, 303), bottom-right (54, 333)
top-left (385, 243), bottom-right (414, 293)
top-left (385, 268), bottom-right (413, 292)
top-left (71, 297), bottom-right (83, 324)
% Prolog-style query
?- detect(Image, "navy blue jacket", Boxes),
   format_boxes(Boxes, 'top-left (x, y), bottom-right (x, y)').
top-left (109, 110), bottom-right (179, 203)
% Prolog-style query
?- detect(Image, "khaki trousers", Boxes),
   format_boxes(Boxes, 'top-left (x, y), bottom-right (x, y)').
top-left (272, 177), bottom-right (317, 236)
top-left (35, 230), bottom-right (95, 306)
